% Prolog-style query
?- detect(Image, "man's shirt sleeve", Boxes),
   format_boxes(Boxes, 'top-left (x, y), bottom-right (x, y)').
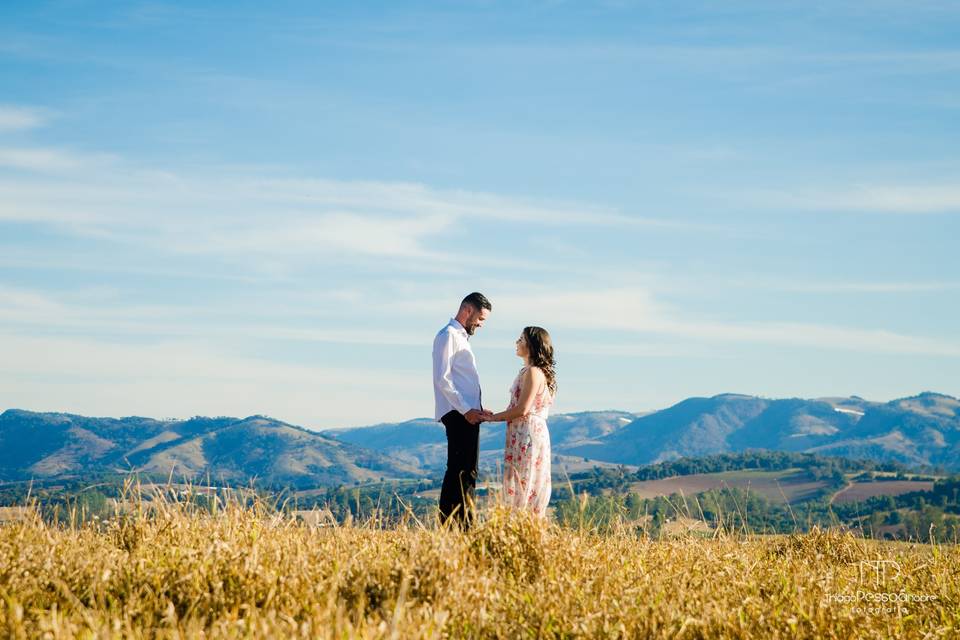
top-left (433, 330), bottom-right (471, 415)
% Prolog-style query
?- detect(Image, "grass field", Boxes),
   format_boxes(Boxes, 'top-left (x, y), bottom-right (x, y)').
top-left (625, 468), bottom-right (830, 504)
top-left (0, 483), bottom-right (957, 639)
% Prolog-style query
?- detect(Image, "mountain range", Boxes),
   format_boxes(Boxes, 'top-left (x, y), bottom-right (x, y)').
top-left (1, 391), bottom-right (957, 487)
top-left (323, 411), bottom-right (640, 474)
top-left (325, 392), bottom-right (960, 474)
top-left (0, 411), bottom-right (419, 488)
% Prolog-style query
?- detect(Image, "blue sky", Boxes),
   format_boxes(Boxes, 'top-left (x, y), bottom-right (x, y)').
top-left (1, 1), bottom-right (958, 428)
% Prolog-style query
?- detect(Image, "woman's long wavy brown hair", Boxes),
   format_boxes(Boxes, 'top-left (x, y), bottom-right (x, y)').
top-left (523, 326), bottom-right (557, 396)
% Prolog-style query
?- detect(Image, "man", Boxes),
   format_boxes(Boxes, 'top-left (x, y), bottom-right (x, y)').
top-left (432, 291), bottom-right (493, 530)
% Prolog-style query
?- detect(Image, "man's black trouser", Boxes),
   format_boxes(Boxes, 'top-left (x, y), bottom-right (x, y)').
top-left (438, 409), bottom-right (480, 531)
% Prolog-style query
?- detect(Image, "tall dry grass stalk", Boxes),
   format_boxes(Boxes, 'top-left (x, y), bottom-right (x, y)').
top-left (0, 477), bottom-right (957, 638)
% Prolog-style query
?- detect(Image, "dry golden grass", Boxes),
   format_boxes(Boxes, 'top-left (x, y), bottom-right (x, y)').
top-left (0, 481), bottom-right (957, 639)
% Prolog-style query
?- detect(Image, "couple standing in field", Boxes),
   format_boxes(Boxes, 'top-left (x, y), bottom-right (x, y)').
top-left (431, 292), bottom-right (558, 530)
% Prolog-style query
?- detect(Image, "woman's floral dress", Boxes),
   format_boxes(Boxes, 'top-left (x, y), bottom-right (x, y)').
top-left (502, 366), bottom-right (553, 518)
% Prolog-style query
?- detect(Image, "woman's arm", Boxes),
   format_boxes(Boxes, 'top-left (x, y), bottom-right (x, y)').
top-left (487, 367), bottom-right (545, 423)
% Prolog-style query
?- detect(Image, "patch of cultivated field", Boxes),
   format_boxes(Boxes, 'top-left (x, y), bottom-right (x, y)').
top-left (552, 454), bottom-right (642, 474)
top-left (626, 468), bottom-right (829, 504)
top-left (1, 494), bottom-right (956, 638)
top-left (0, 506), bottom-right (34, 523)
top-left (832, 480), bottom-right (935, 504)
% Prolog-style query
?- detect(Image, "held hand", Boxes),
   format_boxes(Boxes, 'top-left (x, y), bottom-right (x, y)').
top-left (481, 409), bottom-right (495, 422)
top-left (464, 409), bottom-right (485, 425)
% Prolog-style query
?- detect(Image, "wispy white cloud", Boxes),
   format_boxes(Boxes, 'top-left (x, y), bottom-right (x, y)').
top-left (0, 246), bottom-right (286, 283)
top-left (0, 170), bottom-right (459, 262)
top-left (0, 284), bottom-right (429, 346)
top-left (0, 285), bottom-right (66, 316)
top-left (484, 287), bottom-right (960, 357)
top-left (0, 145), bottom-right (700, 270)
top-left (247, 177), bottom-right (689, 229)
top-left (0, 332), bottom-right (424, 428)
top-left (558, 340), bottom-right (706, 359)
top-left (174, 211), bottom-right (455, 260)
top-left (750, 183), bottom-right (960, 214)
top-left (10, 281), bottom-right (956, 358)
top-left (0, 147), bottom-right (89, 172)
top-left (680, 275), bottom-right (960, 295)
top-left (672, 319), bottom-right (960, 357)
top-left (773, 280), bottom-right (960, 294)
top-left (0, 106), bottom-right (48, 132)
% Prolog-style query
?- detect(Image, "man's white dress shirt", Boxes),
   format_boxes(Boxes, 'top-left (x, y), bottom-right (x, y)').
top-left (433, 318), bottom-right (482, 421)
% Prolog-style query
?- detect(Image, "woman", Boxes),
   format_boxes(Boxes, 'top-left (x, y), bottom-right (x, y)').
top-left (485, 326), bottom-right (557, 518)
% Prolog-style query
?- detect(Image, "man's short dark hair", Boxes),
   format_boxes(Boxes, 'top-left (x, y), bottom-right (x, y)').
top-left (461, 292), bottom-right (492, 312)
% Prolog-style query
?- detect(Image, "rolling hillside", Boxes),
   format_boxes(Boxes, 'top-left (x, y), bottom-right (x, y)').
top-left (0, 410), bottom-right (419, 488)
top-left (3, 391), bottom-right (956, 491)
top-left (325, 392), bottom-right (960, 473)
top-left (566, 392), bottom-right (960, 471)
top-left (324, 411), bottom-right (639, 472)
